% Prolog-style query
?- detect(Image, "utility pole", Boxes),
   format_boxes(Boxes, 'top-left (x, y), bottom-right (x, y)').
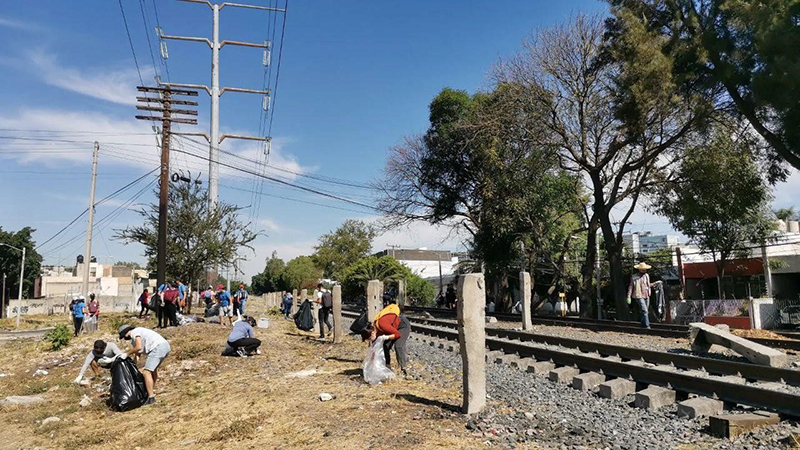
top-left (157, 0), bottom-right (282, 209)
top-left (136, 86), bottom-right (198, 288)
top-left (1, 273), bottom-right (5, 319)
top-left (17, 247), bottom-right (24, 329)
top-left (81, 142), bottom-right (99, 297)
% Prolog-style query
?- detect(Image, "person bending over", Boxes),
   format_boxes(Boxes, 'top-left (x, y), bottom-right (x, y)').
top-left (368, 302), bottom-right (410, 377)
top-left (118, 325), bottom-right (171, 405)
top-left (74, 339), bottom-right (126, 383)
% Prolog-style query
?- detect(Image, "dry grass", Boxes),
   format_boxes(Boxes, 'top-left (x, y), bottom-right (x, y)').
top-left (0, 302), bottom-right (498, 450)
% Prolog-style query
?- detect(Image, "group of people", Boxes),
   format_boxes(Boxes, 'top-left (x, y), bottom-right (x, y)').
top-left (136, 280), bottom-right (189, 328)
top-left (69, 293), bottom-right (100, 337)
top-left (435, 283), bottom-right (458, 309)
top-left (198, 283), bottom-right (249, 326)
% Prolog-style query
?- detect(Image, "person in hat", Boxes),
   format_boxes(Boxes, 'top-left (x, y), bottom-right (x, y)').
top-left (118, 324), bottom-right (171, 405)
top-left (74, 339), bottom-right (126, 383)
top-left (216, 284), bottom-right (234, 326)
top-left (70, 295), bottom-right (87, 337)
top-left (627, 262), bottom-right (652, 329)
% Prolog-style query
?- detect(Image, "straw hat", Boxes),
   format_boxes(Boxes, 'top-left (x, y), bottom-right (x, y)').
top-left (633, 262), bottom-right (652, 270)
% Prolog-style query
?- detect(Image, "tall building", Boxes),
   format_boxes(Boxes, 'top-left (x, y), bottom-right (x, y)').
top-left (623, 232), bottom-right (680, 256)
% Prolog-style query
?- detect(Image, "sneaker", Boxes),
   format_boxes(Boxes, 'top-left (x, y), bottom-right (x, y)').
top-left (236, 348), bottom-right (247, 357)
top-left (145, 396), bottom-right (156, 405)
top-left (256, 349), bottom-right (261, 355)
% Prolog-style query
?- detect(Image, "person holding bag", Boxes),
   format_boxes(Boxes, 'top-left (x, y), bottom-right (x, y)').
top-left (367, 301), bottom-right (410, 377)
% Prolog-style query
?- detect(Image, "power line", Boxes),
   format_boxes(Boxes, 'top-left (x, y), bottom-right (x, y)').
top-left (118, 0), bottom-right (145, 86)
top-left (268, 0), bottom-right (288, 137)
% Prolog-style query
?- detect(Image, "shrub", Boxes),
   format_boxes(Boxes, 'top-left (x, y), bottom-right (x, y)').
top-left (44, 324), bottom-right (71, 351)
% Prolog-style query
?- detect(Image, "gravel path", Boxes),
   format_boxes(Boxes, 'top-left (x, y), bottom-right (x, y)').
top-left (406, 336), bottom-right (800, 450)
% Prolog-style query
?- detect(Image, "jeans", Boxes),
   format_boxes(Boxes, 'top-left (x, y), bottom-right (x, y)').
top-left (239, 300), bottom-right (247, 316)
top-left (283, 302), bottom-right (292, 319)
top-left (73, 316), bottom-right (84, 336)
top-left (164, 302), bottom-right (178, 327)
top-left (319, 306), bottom-right (332, 338)
top-left (383, 316), bottom-right (410, 369)
top-left (228, 337), bottom-right (261, 355)
top-left (157, 304), bottom-right (165, 328)
top-left (637, 297), bottom-right (650, 328)
top-left (139, 304), bottom-right (149, 318)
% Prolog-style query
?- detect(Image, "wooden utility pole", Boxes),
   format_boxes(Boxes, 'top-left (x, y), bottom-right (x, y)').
top-left (136, 86), bottom-right (198, 288)
top-left (81, 142), bottom-right (99, 297)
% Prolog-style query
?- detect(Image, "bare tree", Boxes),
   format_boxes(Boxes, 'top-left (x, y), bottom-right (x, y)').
top-left (495, 14), bottom-right (703, 318)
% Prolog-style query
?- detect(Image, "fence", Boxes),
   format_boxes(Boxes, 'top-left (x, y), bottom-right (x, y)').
top-left (669, 299), bottom-right (749, 325)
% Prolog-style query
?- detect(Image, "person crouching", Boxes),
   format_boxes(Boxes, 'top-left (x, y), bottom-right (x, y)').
top-left (227, 316), bottom-right (261, 357)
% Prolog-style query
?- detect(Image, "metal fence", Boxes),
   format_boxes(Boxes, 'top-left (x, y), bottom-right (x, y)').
top-left (669, 299), bottom-right (749, 325)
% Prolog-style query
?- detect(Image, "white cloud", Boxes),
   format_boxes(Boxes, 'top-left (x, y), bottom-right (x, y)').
top-left (258, 218), bottom-right (281, 231)
top-left (0, 17), bottom-right (43, 32)
top-left (27, 50), bottom-right (149, 105)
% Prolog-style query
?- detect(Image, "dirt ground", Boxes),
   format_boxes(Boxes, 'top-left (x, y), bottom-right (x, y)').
top-left (0, 302), bottom-right (499, 450)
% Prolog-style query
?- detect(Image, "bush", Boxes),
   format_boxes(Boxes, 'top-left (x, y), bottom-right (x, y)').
top-left (44, 324), bottom-right (71, 351)
top-left (108, 316), bottom-right (128, 334)
top-left (407, 274), bottom-right (436, 306)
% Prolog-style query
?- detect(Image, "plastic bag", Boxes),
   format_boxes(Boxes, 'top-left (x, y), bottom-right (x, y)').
top-left (110, 357), bottom-right (148, 412)
top-left (362, 335), bottom-right (395, 385)
top-left (294, 300), bottom-right (315, 331)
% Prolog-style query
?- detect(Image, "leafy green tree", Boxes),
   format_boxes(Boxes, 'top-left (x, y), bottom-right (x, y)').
top-left (340, 255), bottom-right (410, 301)
top-left (406, 274), bottom-right (436, 306)
top-left (312, 220), bottom-right (376, 280)
top-left (251, 251), bottom-right (286, 294)
top-left (606, 0), bottom-right (800, 175)
top-left (0, 227), bottom-right (43, 299)
top-left (651, 128), bottom-right (774, 298)
top-left (774, 207), bottom-right (798, 222)
top-left (115, 181), bottom-right (257, 290)
top-left (279, 256), bottom-right (322, 291)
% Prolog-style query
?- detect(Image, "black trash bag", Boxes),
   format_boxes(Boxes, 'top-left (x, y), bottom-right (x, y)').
top-left (110, 357), bottom-right (148, 412)
top-left (221, 343), bottom-right (238, 357)
top-left (349, 309), bottom-right (368, 334)
top-left (294, 300), bottom-right (315, 331)
top-left (204, 303), bottom-right (220, 318)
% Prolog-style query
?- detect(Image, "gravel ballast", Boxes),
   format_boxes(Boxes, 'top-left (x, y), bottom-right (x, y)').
top-left (405, 335), bottom-right (800, 450)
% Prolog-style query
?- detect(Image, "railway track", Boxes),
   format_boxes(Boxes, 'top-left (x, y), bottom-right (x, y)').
top-left (401, 305), bottom-right (800, 351)
top-left (341, 310), bottom-right (800, 417)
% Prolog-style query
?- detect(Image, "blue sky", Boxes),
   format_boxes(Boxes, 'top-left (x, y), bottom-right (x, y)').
top-left (1, 0), bottom-right (797, 280)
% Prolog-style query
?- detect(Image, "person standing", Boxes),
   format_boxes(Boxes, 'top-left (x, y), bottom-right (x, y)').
top-left (161, 282), bottom-right (180, 327)
top-left (227, 316), bottom-right (261, 356)
top-left (70, 295), bottom-right (87, 337)
top-left (87, 293), bottom-right (100, 332)
top-left (282, 291), bottom-right (293, 320)
top-left (627, 262), bottom-right (652, 329)
top-left (235, 284), bottom-right (249, 316)
top-left (175, 280), bottom-right (187, 314)
top-left (217, 284), bottom-right (234, 326)
top-left (445, 284), bottom-right (457, 310)
top-left (137, 289), bottom-right (150, 318)
top-left (118, 325), bottom-right (171, 405)
top-left (314, 283), bottom-right (332, 339)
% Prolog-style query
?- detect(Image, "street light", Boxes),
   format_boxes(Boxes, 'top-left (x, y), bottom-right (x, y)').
top-left (0, 243), bottom-right (25, 329)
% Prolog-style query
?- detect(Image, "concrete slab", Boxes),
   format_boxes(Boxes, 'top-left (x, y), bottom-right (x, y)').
top-left (549, 366), bottom-right (580, 383)
top-left (690, 322), bottom-right (787, 367)
top-left (634, 386), bottom-right (676, 410)
top-left (709, 411), bottom-right (780, 439)
top-left (598, 378), bottom-right (636, 400)
top-left (526, 361), bottom-right (555, 375)
top-left (572, 372), bottom-right (606, 391)
top-left (677, 397), bottom-right (724, 418)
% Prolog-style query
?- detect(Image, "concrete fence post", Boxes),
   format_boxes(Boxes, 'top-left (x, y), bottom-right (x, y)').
top-left (366, 280), bottom-right (382, 322)
top-left (292, 289), bottom-right (298, 314)
top-left (333, 285), bottom-right (343, 343)
top-left (300, 289), bottom-right (307, 309)
top-left (398, 279), bottom-right (407, 307)
top-left (458, 273), bottom-right (486, 415)
top-left (520, 271), bottom-right (533, 330)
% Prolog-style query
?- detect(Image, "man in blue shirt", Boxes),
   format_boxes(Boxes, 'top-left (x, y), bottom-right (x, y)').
top-left (226, 316), bottom-right (260, 356)
top-left (70, 295), bottom-right (87, 337)
top-left (282, 292), bottom-right (293, 320)
top-left (216, 284), bottom-right (233, 326)
top-left (175, 280), bottom-right (187, 313)
top-left (235, 284), bottom-right (248, 316)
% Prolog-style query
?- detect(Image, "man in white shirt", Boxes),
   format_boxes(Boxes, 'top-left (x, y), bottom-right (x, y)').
top-left (118, 325), bottom-right (171, 405)
top-left (314, 283), bottom-right (333, 339)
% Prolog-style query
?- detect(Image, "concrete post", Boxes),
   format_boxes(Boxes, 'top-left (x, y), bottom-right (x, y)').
top-left (292, 289), bottom-right (298, 314)
top-left (520, 271), bottom-right (533, 330)
top-left (458, 273), bottom-right (486, 415)
top-left (398, 279), bottom-right (407, 307)
top-left (300, 289), bottom-right (307, 309)
top-left (366, 280), bottom-right (382, 322)
top-left (333, 285), bottom-right (343, 344)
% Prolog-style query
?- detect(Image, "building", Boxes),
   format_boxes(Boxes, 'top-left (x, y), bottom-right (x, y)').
top-left (623, 232), bottom-right (680, 256)
top-left (374, 248), bottom-right (459, 289)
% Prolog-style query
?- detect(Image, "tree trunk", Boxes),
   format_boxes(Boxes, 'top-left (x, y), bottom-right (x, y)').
top-left (715, 258), bottom-right (726, 300)
top-left (580, 217), bottom-right (599, 318)
top-left (608, 250), bottom-right (629, 320)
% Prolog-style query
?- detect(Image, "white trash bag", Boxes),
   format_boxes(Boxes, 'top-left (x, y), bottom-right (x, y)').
top-left (362, 335), bottom-right (395, 385)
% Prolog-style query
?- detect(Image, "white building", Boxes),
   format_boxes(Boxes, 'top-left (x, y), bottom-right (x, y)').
top-left (374, 248), bottom-right (457, 281)
top-left (623, 232), bottom-right (680, 256)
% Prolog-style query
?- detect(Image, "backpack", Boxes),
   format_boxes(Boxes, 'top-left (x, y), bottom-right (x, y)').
top-left (162, 287), bottom-right (179, 304)
top-left (322, 291), bottom-right (333, 308)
